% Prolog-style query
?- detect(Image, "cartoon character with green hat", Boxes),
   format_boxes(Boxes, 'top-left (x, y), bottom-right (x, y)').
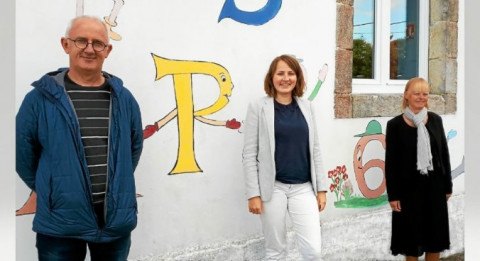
top-left (353, 120), bottom-right (387, 199)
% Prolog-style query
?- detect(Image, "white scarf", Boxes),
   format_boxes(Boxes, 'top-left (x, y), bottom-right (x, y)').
top-left (404, 107), bottom-right (434, 175)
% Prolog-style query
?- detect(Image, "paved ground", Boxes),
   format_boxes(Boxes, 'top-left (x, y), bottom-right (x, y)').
top-left (441, 252), bottom-right (464, 260)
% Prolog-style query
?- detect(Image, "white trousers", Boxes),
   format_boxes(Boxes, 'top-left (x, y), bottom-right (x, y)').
top-left (261, 181), bottom-right (322, 261)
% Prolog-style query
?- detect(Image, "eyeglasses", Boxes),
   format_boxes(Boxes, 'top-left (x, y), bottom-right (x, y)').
top-left (67, 38), bottom-right (108, 52)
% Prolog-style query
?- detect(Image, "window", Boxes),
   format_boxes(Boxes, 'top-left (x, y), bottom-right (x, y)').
top-left (334, 0), bottom-right (458, 118)
top-left (352, 0), bottom-right (429, 94)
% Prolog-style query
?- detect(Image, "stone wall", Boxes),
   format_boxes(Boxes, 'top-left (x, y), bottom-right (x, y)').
top-left (334, 0), bottom-right (459, 118)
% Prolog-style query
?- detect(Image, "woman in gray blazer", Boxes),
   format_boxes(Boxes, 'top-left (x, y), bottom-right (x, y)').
top-left (243, 55), bottom-right (327, 260)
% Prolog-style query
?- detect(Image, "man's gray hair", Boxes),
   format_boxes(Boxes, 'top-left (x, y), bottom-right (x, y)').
top-left (65, 15), bottom-right (109, 43)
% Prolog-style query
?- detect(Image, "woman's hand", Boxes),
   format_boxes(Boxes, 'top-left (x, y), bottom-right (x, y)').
top-left (248, 196), bottom-right (263, 215)
top-left (389, 200), bottom-right (402, 212)
top-left (316, 191), bottom-right (327, 212)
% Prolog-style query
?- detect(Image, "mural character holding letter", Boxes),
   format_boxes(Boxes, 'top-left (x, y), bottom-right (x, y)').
top-left (385, 77), bottom-right (452, 261)
top-left (16, 16), bottom-right (143, 260)
top-left (242, 55), bottom-right (327, 260)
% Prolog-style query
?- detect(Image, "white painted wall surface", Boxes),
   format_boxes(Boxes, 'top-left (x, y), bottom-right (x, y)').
top-left (15, 0), bottom-right (465, 260)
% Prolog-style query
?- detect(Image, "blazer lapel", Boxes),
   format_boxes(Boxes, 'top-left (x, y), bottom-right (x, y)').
top-left (261, 98), bottom-right (276, 161)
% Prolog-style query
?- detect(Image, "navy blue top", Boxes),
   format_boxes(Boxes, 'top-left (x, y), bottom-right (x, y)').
top-left (274, 99), bottom-right (311, 184)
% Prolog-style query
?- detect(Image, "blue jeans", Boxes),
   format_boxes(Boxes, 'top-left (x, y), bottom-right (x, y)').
top-left (36, 233), bottom-right (131, 261)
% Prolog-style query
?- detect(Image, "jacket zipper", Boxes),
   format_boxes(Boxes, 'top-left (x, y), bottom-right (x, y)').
top-left (103, 91), bottom-right (113, 225)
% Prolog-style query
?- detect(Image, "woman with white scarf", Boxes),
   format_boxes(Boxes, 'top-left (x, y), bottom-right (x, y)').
top-left (385, 78), bottom-right (453, 261)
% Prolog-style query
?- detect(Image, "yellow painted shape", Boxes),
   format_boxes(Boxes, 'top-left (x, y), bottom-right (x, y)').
top-left (152, 54), bottom-right (233, 116)
top-left (152, 54), bottom-right (235, 174)
top-left (170, 74), bottom-right (201, 174)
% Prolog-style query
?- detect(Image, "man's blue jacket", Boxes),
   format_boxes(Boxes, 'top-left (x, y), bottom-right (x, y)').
top-left (16, 69), bottom-right (143, 242)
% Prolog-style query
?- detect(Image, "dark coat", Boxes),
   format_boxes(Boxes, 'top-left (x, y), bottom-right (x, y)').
top-left (385, 111), bottom-right (452, 201)
top-left (16, 69), bottom-right (143, 242)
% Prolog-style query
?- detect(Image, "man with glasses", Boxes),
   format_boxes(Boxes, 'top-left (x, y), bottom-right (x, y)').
top-left (16, 15), bottom-right (143, 260)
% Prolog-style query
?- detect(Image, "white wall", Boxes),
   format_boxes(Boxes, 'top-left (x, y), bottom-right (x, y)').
top-left (15, 1), bottom-right (465, 260)
top-left (464, 0), bottom-right (480, 259)
top-left (1, 0), bottom-right (16, 260)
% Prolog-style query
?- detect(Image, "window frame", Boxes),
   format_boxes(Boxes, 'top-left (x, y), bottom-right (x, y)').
top-left (334, 0), bottom-right (458, 119)
top-left (352, 0), bottom-right (430, 94)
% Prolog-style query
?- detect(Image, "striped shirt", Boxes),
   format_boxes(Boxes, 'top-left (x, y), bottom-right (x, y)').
top-left (65, 75), bottom-right (110, 226)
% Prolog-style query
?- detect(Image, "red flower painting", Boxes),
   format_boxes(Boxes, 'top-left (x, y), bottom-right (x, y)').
top-left (329, 165), bottom-right (353, 201)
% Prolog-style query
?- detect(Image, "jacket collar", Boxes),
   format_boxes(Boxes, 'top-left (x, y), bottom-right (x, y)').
top-left (31, 68), bottom-right (123, 102)
top-left (261, 96), bottom-right (305, 114)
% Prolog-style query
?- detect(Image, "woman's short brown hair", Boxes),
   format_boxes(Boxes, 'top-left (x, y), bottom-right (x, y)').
top-left (264, 55), bottom-right (306, 98)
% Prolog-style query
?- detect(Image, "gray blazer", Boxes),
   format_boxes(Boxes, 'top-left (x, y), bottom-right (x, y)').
top-left (242, 96), bottom-right (327, 201)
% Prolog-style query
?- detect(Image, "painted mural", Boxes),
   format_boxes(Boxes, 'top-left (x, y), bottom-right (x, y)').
top-left (330, 120), bottom-right (465, 209)
top-left (331, 120), bottom-right (389, 208)
top-left (14, 0), bottom-right (462, 213)
top-left (76, 0), bottom-right (124, 40)
top-left (14, 1), bottom-right (464, 259)
top-left (218, 0), bottom-right (282, 25)
top-left (143, 55), bottom-right (241, 174)
top-left (15, 0), bottom-right (329, 215)
top-left (307, 64), bottom-right (329, 101)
